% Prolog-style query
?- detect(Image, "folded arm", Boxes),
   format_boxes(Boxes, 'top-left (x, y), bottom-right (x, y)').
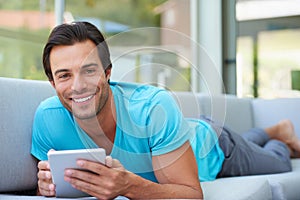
top-left (64, 142), bottom-right (203, 199)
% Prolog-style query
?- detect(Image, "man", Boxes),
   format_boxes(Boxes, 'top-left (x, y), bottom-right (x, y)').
top-left (31, 21), bottom-right (300, 199)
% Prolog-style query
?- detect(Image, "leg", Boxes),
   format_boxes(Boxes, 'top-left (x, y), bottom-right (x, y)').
top-left (241, 127), bottom-right (291, 159)
top-left (199, 116), bottom-right (292, 177)
top-left (217, 126), bottom-right (292, 177)
top-left (264, 139), bottom-right (292, 161)
top-left (264, 119), bottom-right (300, 157)
top-left (241, 128), bottom-right (270, 147)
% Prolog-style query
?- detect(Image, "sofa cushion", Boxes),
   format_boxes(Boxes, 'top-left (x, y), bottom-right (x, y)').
top-left (0, 194), bottom-right (127, 199)
top-left (201, 176), bottom-right (272, 200)
top-left (0, 78), bottom-right (55, 192)
top-left (0, 195), bottom-right (95, 199)
top-left (201, 158), bottom-right (300, 200)
top-left (267, 158), bottom-right (300, 200)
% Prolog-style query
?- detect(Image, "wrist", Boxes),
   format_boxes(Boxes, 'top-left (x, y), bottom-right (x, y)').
top-left (123, 171), bottom-right (155, 199)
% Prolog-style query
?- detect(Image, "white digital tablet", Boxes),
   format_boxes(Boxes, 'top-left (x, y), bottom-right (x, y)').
top-left (47, 148), bottom-right (106, 198)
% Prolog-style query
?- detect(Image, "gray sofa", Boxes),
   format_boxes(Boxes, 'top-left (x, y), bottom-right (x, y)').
top-left (1, 77), bottom-right (300, 200)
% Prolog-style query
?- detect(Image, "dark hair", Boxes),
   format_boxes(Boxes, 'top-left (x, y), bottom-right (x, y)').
top-left (43, 21), bottom-right (112, 81)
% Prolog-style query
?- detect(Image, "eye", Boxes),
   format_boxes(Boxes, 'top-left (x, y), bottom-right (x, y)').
top-left (85, 69), bottom-right (96, 74)
top-left (83, 67), bottom-right (98, 76)
top-left (58, 73), bottom-right (71, 80)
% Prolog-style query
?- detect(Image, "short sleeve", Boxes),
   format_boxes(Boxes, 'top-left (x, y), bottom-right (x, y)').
top-left (31, 105), bottom-right (54, 161)
top-left (31, 97), bottom-right (92, 161)
top-left (147, 91), bottom-right (192, 156)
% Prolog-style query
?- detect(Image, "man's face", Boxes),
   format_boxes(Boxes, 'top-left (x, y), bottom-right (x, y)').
top-left (49, 40), bottom-right (111, 120)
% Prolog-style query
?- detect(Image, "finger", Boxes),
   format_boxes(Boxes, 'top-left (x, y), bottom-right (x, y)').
top-left (112, 158), bottom-right (123, 170)
top-left (105, 156), bottom-right (124, 170)
top-left (37, 170), bottom-right (52, 180)
top-left (39, 186), bottom-right (56, 197)
top-left (69, 179), bottom-right (108, 199)
top-left (41, 189), bottom-right (56, 197)
top-left (38, 179), bottom-right (55, 191)
top-left (77, 159), bottom-right (106, 175)
top-left (66, 175), bottom-right (100, 196)
top-left (64, 168), bottom-right (102, 188)
top-left (38, 179), bottom-right (56, 196)
top-left (105, 156), bottom-right (113, 168)
top-left (64, 170), bottom-right (114, 200)
top-left (38, 161), bottom-right (50, 170)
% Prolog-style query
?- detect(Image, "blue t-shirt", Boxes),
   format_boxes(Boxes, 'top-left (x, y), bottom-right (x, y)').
top-left (31, 82), bottom-right (224, 182)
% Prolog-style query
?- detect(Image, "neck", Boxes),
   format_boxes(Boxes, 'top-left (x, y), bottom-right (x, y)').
top-left (76, 89), bottom-right (116, 153)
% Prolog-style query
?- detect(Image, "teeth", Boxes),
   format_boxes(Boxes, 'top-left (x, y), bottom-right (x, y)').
top-left (73, 95), bottom-right (94, 103)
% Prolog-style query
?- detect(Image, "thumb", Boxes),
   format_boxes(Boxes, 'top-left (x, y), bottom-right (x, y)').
top-left (48, 149), bottom-right (56, 153)
top-left (105, 156), bottom-right (124, 170)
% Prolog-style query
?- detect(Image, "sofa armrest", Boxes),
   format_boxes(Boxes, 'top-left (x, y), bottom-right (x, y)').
top-left (0, 78), bottom-right (55, 192)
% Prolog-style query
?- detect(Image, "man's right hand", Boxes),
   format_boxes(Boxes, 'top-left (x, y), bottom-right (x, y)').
top-left (37, 160), bottom-right (56, 196)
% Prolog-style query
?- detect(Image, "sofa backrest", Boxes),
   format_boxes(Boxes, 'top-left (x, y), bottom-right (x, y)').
top-left (0, 77), bottom-right (55, 192)
top-left (198, 94), bottom-right (254, 134)
top-left (171, 91), bottom-right (202, 118)
top-left (163, 92), bottom-right (300, 137)
top-left (252, 98), bottom-right (300, 138)
top-left (172, 92), bottom-right (254, 134)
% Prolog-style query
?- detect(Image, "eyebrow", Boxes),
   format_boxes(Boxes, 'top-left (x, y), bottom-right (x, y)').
top-left (81, 63), bottom-right (99, 69)
top-left (54, 69), bottom-right (69, 77)
top-left (54, 63), bottom-right (99, 77)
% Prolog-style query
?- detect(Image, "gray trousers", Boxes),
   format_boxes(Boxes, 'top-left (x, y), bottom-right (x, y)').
top-left (200, 116), bottom-right (292, 177)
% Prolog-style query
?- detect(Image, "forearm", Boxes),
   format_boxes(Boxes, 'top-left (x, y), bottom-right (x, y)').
top-left (124, 172), bottom-right (203, 199)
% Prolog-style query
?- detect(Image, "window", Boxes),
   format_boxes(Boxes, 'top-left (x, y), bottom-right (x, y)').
top-left (64, 0), bottom-right (191, 91)
top-left (0, 0), bottom-right (194, 92)
top-left (236, 0), bottom-right (300, 98)
top-left (0, 0), bottom-right (54, 80)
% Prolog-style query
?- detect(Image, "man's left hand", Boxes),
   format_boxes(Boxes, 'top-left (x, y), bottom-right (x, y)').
top-left (64, 156), bottom-right (130, 199)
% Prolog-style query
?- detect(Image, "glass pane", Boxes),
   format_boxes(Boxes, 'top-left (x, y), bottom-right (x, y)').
top-left (258, 30), bottom-right (300, 98)
top-left (236, 0), bottom-right (300, 98)
top-left (237, 29), bottom-right (300, 98)
top-left (65, 0), bottom-right (192, 91)
top-left (236, 0), bottom-right (300, 21)
top-left (0, 0), bottom-right (54, 80)
top-left (236, 36), bottom-right (254, 97)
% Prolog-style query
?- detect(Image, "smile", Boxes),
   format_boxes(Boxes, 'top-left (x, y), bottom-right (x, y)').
top-left (72, 94), bottom-right (94, 103)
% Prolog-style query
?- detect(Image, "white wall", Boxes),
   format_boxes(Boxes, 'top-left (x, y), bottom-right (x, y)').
top-left (191, 0), bottom-right (224, 94)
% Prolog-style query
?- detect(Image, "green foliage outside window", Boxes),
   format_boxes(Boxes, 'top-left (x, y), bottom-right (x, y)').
top-left (0, 0), bottom-right (167, 80)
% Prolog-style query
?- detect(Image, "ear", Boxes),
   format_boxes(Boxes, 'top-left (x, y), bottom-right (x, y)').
top-left (50, 80), bottom-right (56, 88)
top-left (105, 68), bottom-right (112, 81)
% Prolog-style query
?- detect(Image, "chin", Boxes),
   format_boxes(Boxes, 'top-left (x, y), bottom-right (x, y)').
top-left (73, 110), bottom-right (97, 120)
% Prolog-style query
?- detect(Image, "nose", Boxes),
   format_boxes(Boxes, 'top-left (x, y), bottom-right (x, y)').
top-left (71, 74), bottom-right (87, 93)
